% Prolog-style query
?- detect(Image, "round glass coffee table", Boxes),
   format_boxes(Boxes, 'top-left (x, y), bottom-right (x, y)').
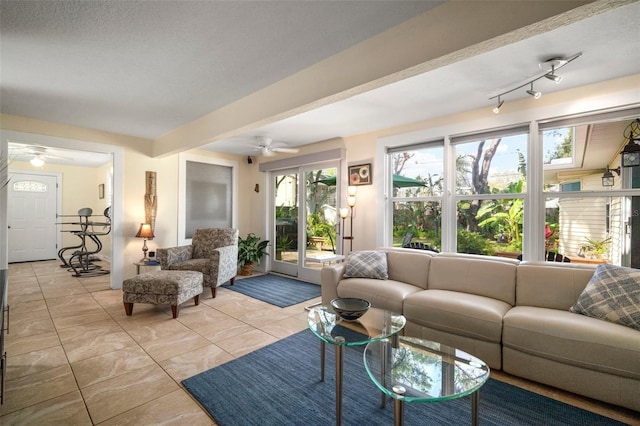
top-left (307, 306), bottom-right (406, 426)
top-left (364, 336), bottom-right (490, 426)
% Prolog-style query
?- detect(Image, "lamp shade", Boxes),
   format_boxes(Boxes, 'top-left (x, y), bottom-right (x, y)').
top-left (135, 223), bottom-right (154, 239)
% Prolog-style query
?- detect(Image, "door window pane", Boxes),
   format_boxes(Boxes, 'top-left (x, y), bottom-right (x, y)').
top-left (274, 172), bottom-right (299, 265)
top-left (305, 168), bottom-right (338, 267)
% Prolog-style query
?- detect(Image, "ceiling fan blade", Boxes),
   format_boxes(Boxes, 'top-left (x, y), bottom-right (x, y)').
top-left (273, 147), bottom-right (299, 153)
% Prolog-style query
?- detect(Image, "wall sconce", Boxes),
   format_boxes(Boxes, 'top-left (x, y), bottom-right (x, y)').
top-left (620, 119), bottom-right (640, 168)
top-left (601, 167), bottom-right (620, 187)
top-left (340, 186), bottom-right (357, 253)
top-left (135, 223), bottom-right (155, 262)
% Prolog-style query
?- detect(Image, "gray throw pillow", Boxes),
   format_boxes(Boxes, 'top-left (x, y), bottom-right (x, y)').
top-left (343, 250), bottom-right (388, 280)
top-left (570, 264), bottom-right (640, 331)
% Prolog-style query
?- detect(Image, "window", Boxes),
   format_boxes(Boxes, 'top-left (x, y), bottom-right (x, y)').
top-left (560, 181), bottom-right (581, 192)
top-left (13, 181), bottom-right (47, 192)
top-left (541, 118), bottom-right (639, 266)
top-left (389, 142), bottom-right (443, 249)
top-left (179, 154), bottom-right (238, 244)
top-left (384, 109), bottom-right (640, 267)
top-left (452, 129), bottom-right (528, 255)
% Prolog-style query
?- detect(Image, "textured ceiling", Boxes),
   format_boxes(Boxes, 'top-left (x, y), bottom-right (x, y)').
top-left (0, 0), bottom-right (441, 139)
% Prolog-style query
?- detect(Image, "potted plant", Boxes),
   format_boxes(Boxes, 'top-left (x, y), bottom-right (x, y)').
top-left (238, 233), bottom-right (269, 275)
top-left (275, 235), bottom-right (293, 260)
top-left (582, 236), bottom-right (612, 260)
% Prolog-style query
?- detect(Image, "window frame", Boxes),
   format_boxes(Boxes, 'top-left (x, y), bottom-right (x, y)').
top-left (379, 106), bottom-right (640, 263)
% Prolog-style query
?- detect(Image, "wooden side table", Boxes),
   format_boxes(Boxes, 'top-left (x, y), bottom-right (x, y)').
top-left (134, 261), bottom-right (161, 275)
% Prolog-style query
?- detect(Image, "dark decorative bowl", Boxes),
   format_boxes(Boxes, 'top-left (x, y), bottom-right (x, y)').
top-left (330, 297), bottom-right (371, 321)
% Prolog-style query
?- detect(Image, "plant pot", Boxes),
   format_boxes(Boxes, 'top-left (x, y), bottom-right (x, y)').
top-left (276, 249), bottom-right (283, 260)
top-left (240, 263), bottom-right (254, 276)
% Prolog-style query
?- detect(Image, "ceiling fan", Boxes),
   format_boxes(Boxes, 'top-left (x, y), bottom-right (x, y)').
top-left (251, 136), bottom-right (299, 156)
top-left (9, 144), bottom-right (69, 166)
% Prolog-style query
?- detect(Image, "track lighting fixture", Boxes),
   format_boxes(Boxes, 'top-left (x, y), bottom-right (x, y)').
top-left (493, 96), bottom-right (504, 114)
top-left (544, 65), bottom-right (562, 83)
top-left (526, 82), bottom-right (542, 99)
top-left (488, 53), bottom-right (581, 113)
top-left (601, 167), bottom-right (620, 187)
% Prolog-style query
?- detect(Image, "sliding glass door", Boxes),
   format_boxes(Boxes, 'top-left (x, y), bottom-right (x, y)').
top-left (271, 163), bottom-right (340, 283)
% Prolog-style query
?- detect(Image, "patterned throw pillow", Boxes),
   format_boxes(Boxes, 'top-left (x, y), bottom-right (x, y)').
top-left (343, 250), bottom-right (388, 280)
top-left (570, 264), bottom-right (640, 331)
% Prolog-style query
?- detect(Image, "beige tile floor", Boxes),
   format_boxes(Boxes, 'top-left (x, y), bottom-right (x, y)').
top-left (1, 260), bottom-right (638, 425)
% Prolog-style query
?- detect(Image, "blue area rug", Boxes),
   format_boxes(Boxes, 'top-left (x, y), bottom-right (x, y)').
top-left (222, 273), bottom-right (320, 307)
top-left (183, 330), bottom-right (626, 426)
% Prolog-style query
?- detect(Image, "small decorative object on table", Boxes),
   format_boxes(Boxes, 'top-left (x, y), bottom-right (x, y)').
top-left (331, 297), bottom-right (370, 321)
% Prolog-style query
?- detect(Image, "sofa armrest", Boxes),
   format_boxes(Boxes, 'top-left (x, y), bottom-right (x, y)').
top-left (321, 263), bottom-right (346, 304)
top-left (157, 245), bottom-right (193, 269)
top-left (210, 245), bottom-right (239, 285)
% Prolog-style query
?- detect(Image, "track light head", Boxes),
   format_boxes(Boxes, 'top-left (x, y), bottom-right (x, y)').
top-left (526, 83), bottom-right (541, 99)
top-left (544, 65), bottom-right (562, 84)
top-left (545, 73), bottom-right (562, 83)
top-left (492, 97), bottom-right (504, 114)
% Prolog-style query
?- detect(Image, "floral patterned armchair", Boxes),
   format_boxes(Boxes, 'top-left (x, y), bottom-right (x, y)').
top-left (157, 228), bottom-right (238, 298)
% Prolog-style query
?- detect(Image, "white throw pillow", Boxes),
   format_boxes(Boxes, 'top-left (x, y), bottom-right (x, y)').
top-left (343, 250), bottom-right (388, 280)
top-left (570, 264), bottom-right (640, 331)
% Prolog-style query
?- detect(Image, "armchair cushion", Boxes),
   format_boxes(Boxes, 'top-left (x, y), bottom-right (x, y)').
top-left (193, 228), bottom-right (238, 259)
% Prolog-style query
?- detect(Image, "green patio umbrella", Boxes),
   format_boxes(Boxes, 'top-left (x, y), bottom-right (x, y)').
top-left (315, 174), bottom-right (426, 188)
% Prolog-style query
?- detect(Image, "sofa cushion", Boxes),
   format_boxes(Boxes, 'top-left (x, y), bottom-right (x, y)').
top-left (516, 262), bottom-right (596, 310)
top-left (503, 306), bottom-right (640, 379)
top-left (427, 254), bottom-right (517, 305)
top-left (337, 278), bottom-right (420, 314)
top-left (385, 248), bottom-right (433, 289)
top-left (343, 250), bottom-right (388, 280)
top-left (569, 264), bottom-right (640, 331)
top-left (403, 289), bottom-right (511, 343)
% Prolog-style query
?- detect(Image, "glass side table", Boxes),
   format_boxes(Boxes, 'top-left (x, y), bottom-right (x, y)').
top-left (307, 306), bottom-right (406, 426)
top-left (363, 336), bottom-right (490, 426)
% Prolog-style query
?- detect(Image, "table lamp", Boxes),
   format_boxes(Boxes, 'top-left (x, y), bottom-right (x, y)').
top-left (135, 223), bottom-right (155, 262)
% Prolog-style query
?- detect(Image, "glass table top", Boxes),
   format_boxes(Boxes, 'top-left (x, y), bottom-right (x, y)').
top-left (307, 306), bottom-right (406, 346)
top-left (364, 336), bottom-right (490, 402)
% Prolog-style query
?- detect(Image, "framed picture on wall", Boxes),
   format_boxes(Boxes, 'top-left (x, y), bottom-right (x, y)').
top-left (348, 163), bottom-right (372, 186)
top-left (98, 184), bottom-right (105, 199)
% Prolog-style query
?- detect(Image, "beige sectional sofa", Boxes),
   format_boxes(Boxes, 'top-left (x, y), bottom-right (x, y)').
top-left (320, 248), bottom-right (640, 412)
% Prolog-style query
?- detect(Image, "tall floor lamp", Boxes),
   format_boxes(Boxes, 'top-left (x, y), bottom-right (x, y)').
top-left (339, 186), bottom-right (357, 253)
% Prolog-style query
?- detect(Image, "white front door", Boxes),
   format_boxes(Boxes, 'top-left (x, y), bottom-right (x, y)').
top-left (8, 172), bottom-right (59, 262)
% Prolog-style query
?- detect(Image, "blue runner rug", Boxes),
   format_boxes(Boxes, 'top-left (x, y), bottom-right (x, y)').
top-left (222, 274), bottom-right (320, 307)
top-left (183, 330), bottom-right (627, 426)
